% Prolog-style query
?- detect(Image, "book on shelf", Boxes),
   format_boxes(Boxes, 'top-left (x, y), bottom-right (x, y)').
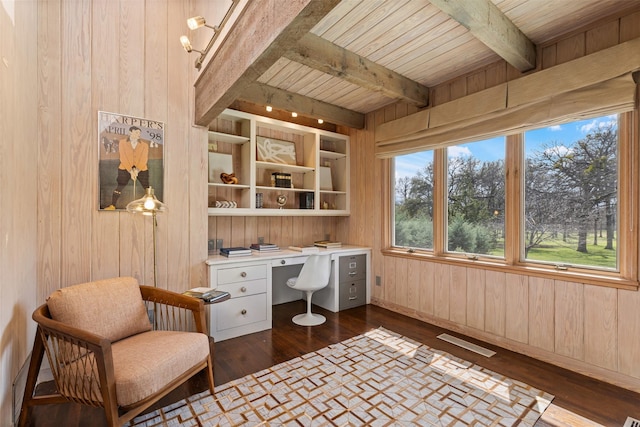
top-left (250, 243), bottom-right (280, 251)
top-left (288, 245), bottom-right (320, 253)
top-left (271, 172), bottom-right (292, 188)
top-left (314, 240), bottom-right (342, 248)
top-left (183, 287), bottom-right (217, 299)
top-left (219, 247), bottom-right (252, 256)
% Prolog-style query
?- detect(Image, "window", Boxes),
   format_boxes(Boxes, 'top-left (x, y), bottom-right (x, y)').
top-left (524, 115), bottom-right (618, 271)
top-left (388, 111), bottom-right (634, 283)
top-left (446, 138), bottom-right (505, 258)
top-left (393, 151), bottom-right (434, 250)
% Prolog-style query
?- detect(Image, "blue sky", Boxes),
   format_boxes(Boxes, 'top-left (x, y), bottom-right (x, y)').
top-left (394, 115), bottom-right (617, 180)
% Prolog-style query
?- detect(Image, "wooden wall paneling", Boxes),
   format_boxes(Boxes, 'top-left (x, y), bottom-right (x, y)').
top-left (165, 0), bottom-right (191, 291)
top-left (231, 216), bottom-right (246, 246)
top-left (61, 0), bottom-right (93, 287)
top-left (268, 217), bottom-right (282, 245)
top-left (406, 258), bottom-right (421, 311)
top-left (484, 61), bottom-right (506, 88)
top-left (431, 84), bottom-right (450, 107)
top-left (617, 288), bottom-right (640, 379)
top-left (280, 216), bottom-right (293, 246)
top-left (291, 217), bottom-right (304, 246)
top-left (505, 273), bottom-right (528, 344)
top-left (619, 10), bottom-right (640, 41)
top-left (554, 280), bottom-right (585, 360)
top-left (383, 256), bottom-right (396, 304)
top-left (484, 270), bottom-right (506, 336)
top-left (585, 19), bottom-right (619, 55)
top-left (466, 267), bottom-right (485, 330)
top-left (91, 0), bottom-right (121, 282)
top-left (395, 256), bottom-right (408, 307)
top-left (37, 0), bottom-right (63, 301)
top-left (216, 216), bottom-right (232, 248)
top-left (449, 265), bottom-right (467, 325)
top-left (528, 276), bottom-right (555, 352)
top-left (146, 1), bottom-right (174, 288)
top-left (583, 285), bottom-right (617, 371)
top-left (466, 70), bottom-right (486, 95)
top-left (540, 44), bottom-right (557, 69)
top-left (244, 216), bottom-right (258, 246)
top-left (449, 78), bottom-right (467, 102)
top-left (190, 123), bottom-right (209, 288)
top-left (433, 263), bottom-right (450, 319)
top-left (554, 33), bottom-right (585, 65)
top-left (418, 261), bottom-right (435, 315)
top-left (117, 0), bottom-right (146, 284)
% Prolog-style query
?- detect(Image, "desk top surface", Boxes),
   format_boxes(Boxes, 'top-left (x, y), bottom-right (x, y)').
top-left (206, 245), bottom-right (370, 266)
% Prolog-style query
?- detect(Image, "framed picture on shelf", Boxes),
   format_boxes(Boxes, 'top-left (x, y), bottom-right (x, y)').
top-left (208, 152), bottom-right (234, 184)
top-left (98, 111), bottom-right (164, 211)
top-left (256, 136), bottom-right (296, 165)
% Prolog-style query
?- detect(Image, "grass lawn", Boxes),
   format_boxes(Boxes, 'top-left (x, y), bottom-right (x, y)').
top-left (526, 235), bottom-right (616, 269)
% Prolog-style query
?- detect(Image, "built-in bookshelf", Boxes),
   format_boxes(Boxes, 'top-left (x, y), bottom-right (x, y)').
top-left (207, 109), bottom-right (350, 216)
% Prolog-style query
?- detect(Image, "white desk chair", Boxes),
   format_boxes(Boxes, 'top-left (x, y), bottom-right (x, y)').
top-left (286, 253), bottom-right (332, 326)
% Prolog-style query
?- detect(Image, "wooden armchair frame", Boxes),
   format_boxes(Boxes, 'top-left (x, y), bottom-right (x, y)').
top-left (19, 285), bottom-right (215, 427)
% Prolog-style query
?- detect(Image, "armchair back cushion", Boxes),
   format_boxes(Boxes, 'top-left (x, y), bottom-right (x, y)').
top-left (47, 276), bottom-right (151, 342)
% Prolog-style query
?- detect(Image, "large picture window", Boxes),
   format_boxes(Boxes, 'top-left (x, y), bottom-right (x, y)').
top-left (393, 151), bottom-right (434, 250)
top-left (446, 138), bottom-right (505, 258)
top-left (389, 112), bottom-right (631, 282)
top-left (524, 115), bottom-right (618, 270)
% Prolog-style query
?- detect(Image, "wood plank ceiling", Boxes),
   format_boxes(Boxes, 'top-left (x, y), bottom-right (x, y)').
top-left (194, 0), bottom-right (639, 129)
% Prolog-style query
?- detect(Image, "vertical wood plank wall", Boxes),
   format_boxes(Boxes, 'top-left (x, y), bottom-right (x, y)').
top-left (339, 11), bottom-right (640, 392)
top-left (1, 0), bottom-right (39, 424)
top-left (35, 0), bottom-right (212, 299)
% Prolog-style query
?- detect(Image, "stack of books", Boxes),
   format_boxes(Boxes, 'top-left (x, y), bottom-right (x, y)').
top-left (183, 287), bottom-right (230, 303)
top-left (219, 247), bottom-right (252, 257)
top-left (314, 240), bottom-right (342, 248)
top-left (288, 245), bottom-right (320, 253)
top-left (183, 287), bottom-right (217, 299)
top-left (271, 172), bottom-right (292, 188)
top-left (250, 243), bottom-right (280, 252)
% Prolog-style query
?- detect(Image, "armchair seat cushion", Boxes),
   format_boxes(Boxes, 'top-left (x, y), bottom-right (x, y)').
top-left (112, 330), bottom-right (210, 407)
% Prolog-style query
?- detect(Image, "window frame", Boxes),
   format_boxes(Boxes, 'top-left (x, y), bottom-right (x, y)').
top-left (387, 111), bottom-right (639, 290)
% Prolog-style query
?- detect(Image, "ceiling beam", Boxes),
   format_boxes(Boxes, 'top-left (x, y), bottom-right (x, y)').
top-left (429, 0), bottom-right (536, 72)
top-left (239, 82), bottom-right (365, 129)
top-left (194, 0), bottom-right (341, 127)
top-left (283, 33), bottom-right (430, 107)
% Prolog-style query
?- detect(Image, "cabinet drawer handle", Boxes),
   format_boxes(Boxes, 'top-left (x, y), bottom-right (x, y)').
top-left (240, 286), bottom-right (247, 292)
top-left (349, 296), bottom-right (357, 300)
top-left (349, 271), bottom-right (357, 276)
top-left (241, 309), bottom-right (247, 315)
top-left (240, 271), bottom-right (247, 277)
top-left (281, 260), bottom-right (286, 265)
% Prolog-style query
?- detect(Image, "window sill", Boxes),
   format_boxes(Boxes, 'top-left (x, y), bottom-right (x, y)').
top-left (382, 248), bottom-right (639, 291)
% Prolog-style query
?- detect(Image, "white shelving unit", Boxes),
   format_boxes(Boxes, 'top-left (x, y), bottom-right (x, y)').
top-left (207, 109), bottom-right (350, 216)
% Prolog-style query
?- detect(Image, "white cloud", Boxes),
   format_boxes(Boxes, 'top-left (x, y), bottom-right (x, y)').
top-left (579, 116), bottom-right (617, 133)
top-left (544, 145), bottom-right (572, 156)
top-left (549, 125), bottom-right (562, 131)
top-left (447, 146), bottom-right (472, 158)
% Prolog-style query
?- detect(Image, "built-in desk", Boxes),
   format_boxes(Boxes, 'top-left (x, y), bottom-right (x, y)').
top-left (205, 246), bottom-right (371, 341)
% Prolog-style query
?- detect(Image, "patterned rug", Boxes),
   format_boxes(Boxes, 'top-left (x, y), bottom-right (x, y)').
top-left (130, 328), bottom-right (554, 426)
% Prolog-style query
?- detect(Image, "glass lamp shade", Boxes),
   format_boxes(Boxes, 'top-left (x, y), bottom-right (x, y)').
top-left (126, 187), bottom-right (167, 216)
top-left (187, 16), bottom-right (206, 30)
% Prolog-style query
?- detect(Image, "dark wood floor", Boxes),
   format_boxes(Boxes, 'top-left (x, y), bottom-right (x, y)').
top-left (24, 301), bottom-right (640, 426)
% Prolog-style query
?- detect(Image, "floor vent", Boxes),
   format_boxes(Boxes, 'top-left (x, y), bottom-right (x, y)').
top-left (437, 333), bottom-right (496, 357)
top-left (624, 417), bottom-right (640, 427)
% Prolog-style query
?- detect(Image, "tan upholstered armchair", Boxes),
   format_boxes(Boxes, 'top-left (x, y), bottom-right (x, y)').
top-left (19, 277), bottom-right (215, 427)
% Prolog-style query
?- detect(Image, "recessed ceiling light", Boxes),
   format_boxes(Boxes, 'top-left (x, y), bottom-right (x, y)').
top-left (266, 105), bottom-right (272, 112)
top-left (291, 112), bottom-right (298, 118)
top-left (318, 119), bottom-right (324, 124)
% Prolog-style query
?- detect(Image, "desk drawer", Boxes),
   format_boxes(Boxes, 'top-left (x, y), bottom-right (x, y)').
top-left (218, 279), bottom-right (266, 298)
top-left (216, 294), bottom-right (267, 331)
top-left (339, 254), bottom-right (366, 281)
top-left (217, 264), bottom-right (267, 285)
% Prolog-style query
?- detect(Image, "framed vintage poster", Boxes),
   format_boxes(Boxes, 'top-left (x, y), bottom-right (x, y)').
top-left (98, 111), bottom-right (164, 210)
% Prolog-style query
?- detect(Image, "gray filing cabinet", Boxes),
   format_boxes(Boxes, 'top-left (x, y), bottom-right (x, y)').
top-left (338, 254), bottom-right (367, 310)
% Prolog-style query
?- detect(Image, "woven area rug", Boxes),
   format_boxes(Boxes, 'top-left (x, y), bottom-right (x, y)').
top-left (130, 328), bottom-right (554, 426)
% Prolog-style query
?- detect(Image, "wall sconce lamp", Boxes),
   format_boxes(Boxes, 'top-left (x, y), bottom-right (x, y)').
top-left (180, 1), bottom-right (238, 70)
